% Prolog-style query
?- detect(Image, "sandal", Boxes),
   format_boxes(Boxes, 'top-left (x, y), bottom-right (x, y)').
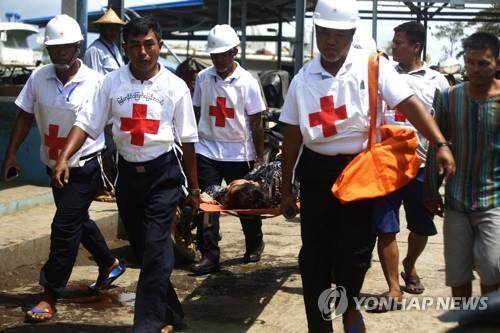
top-left (365, 292), bottom-right (403, 313)
top-left (94, 190), bottom-right (116, 202)
top-left (25, 305), bottom-right (56, 323)
top-left (401, 271), bottom-right (425, 294)
top-left (89, 263), bottom-right (126, 291)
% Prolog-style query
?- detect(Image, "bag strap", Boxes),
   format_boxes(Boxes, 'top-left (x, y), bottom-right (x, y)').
top-left (97, 38), bottom-right (122, 68)
top-left (367, 52), bottom-right (381, 148)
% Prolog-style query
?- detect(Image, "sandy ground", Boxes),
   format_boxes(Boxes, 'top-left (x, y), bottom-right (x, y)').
top-left (0, 212), bottom-right (497, 333)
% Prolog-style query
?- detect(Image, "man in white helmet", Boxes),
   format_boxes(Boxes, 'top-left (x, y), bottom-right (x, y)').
top-left (1, 14), bottom-right (124, 323)
top-left (191, 24), bottom-right (266, 275)
top-left (279, 0), bottom-right (455, 331)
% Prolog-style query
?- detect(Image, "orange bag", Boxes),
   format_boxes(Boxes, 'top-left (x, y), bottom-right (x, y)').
top-left (331, 53), bottom-right (422, 204)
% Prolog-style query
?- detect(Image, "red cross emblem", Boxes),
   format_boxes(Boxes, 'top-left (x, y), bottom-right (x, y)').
top-left (120, 103), bottom-right (160, 146)
top-left (308, 95), bottom-right (347, 137)
top-left (44, 124), bottom-right (67, 161)
top-left (209, 97), bottom-right (235, 127)
top-left (394, 107), bottom-right (406, 122)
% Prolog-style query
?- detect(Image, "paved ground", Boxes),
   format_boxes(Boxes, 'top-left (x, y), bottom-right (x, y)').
top-left (0, 206), bottom-right (497, 333)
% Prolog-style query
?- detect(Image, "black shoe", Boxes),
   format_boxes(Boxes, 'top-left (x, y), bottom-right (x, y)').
top-left (191, 257), bottom-right (220, 275)
top-left (243, 241), bottom-right (265, 263)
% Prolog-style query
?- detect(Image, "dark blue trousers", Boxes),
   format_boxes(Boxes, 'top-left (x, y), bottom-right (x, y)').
top-left (195, 154), bottom-right (263, 262)
top-left (296, 148), bottom-right (377, 333)
top-left (40, 158), bottom-right (115, 299)
top-left (116, 151), bottom-right (184, 333)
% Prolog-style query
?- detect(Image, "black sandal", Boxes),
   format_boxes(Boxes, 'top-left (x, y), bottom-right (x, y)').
top-left (401, 271), bottom-right (425, 294)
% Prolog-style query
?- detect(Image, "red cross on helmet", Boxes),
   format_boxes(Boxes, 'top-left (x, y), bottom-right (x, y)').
top-left (313, 0), bottom-right (359, 30)
top-left (206, 24), bottom-right (240, 54)
top-left (44, 14), bottom-right (83, 46)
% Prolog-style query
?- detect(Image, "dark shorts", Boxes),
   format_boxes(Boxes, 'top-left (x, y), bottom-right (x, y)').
top-left (372, 168), bottom-right (437, 236)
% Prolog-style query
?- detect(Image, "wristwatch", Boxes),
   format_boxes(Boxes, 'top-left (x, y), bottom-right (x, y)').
top-left (188, 188), bottom-right (201, 196)
top-left (436, 141), bottom-right (451, 149)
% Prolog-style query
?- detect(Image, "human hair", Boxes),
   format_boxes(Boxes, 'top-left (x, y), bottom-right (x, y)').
top-left (463, 32), bottom-right (499, 58)
top-left (224, 183), bottom-right (270, 209)
top-left (394, 21), bottom-right (425, 55)
top-left (122, 16), bottom-right (161, 43)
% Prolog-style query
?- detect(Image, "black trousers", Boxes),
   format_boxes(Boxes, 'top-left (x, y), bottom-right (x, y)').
top-left (196, 154), bottom-right (263, 262)
top-left (296, 147), bottom-right (377, 333)
top-left (100, 125), bottom-right (117, 191)
top-left (116, 151), bottom-right (184, 333)
top-left (40, 158), bottom-right (115, 299)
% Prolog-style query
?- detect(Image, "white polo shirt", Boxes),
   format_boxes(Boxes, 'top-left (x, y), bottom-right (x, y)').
top-left (75, 63), bottom-right (198, 163)
top-left (280, 48), bottom-right (413, 156)
top-left (192, 63), bottom-right (266, 161)
top-left (15, 60), bottom-right (105, 165)
top-left (385, 64), bottom-right (449, 162)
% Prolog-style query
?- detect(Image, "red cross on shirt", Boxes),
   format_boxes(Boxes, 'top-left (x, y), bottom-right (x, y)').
top-left (44, 124), bottom-right (67, 161)
top-left (120, 103), bottom-right (160, 146)
top-left (394, 107), bottom-right (406, 122)
top-left (308, 95), bottom-right (347, 137)
top-left (209, 97), bottom-right (235, 127)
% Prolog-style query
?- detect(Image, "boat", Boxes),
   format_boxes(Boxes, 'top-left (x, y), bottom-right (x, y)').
top-left (0, 22), bottom-right (40, 77)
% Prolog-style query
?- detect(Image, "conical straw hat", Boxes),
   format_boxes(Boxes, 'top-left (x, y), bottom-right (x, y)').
top-left (93, 8), bottom-right (126, 25)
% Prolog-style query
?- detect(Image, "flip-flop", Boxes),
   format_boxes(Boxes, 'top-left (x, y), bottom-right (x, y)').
top-left (25, 305), bottom-right (56, 323)
top-left (401, 271), bottom-right (425, 294)
top-left (89, 263), bottom-right (126, 291)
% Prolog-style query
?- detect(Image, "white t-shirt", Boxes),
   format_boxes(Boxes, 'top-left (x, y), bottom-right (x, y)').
top-left (280, 48), bottom-right (413, 156)
top-left (75, 63), bottom-right (198, 163)
top-left (15, 60), bottom-right (105, 164)
top-left (192, 63), bottom-right (266, 161)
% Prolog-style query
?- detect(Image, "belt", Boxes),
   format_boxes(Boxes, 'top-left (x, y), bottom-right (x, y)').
top-left (80, 150), bottom-right (100, 161)
top-left (119, 151), bottom-right (174, 174)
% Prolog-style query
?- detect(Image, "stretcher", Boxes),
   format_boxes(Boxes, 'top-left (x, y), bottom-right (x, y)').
top-left (199, 202), bottom-right (299, 219)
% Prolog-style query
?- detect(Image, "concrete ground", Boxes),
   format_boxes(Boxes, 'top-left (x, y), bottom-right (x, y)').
top-left (0, 184), bottom-right (497, 333)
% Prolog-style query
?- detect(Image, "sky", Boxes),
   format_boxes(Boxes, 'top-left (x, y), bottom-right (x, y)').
top-left (0, 0), bottom-right (485, 65)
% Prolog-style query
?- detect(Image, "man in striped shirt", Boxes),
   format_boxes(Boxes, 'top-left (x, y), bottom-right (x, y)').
top-left (425, 32), bottom-right (500, 299)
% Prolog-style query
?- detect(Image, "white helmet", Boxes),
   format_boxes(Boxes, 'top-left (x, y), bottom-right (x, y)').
top-left (313, 0), bottom-right (359, 30)
top-left (206, 24), bottom-right (240, 54)
top-left (44, 14), bottom-right (83, 46)
top-left (352, 31), bottom-right (377, 52)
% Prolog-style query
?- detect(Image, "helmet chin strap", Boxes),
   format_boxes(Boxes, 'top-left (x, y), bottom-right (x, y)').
top-left (53, 46), bottom-right (79, 71)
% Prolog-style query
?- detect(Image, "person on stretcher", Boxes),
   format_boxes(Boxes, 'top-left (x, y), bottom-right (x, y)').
top-left (200, 160), bottom-right (299, 209)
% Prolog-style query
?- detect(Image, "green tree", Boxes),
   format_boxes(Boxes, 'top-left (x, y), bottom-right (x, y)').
top-left (467, 4), bottom-right (500, 36)
top-left (432, 21), bottom-right (466, 61)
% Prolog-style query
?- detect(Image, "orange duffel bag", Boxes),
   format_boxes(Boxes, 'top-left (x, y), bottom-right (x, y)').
top-left (331, 53), bottom-right (422, 204)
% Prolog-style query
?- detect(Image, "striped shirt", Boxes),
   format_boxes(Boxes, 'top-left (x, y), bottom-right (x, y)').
top-left (424, 83), bottom-right (500, 212)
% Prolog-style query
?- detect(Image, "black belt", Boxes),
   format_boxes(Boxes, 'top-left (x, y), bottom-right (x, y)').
top-left (80, 150), bottom-right (101, 161)
top-left (45, 151), bottom-right (100, 175)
